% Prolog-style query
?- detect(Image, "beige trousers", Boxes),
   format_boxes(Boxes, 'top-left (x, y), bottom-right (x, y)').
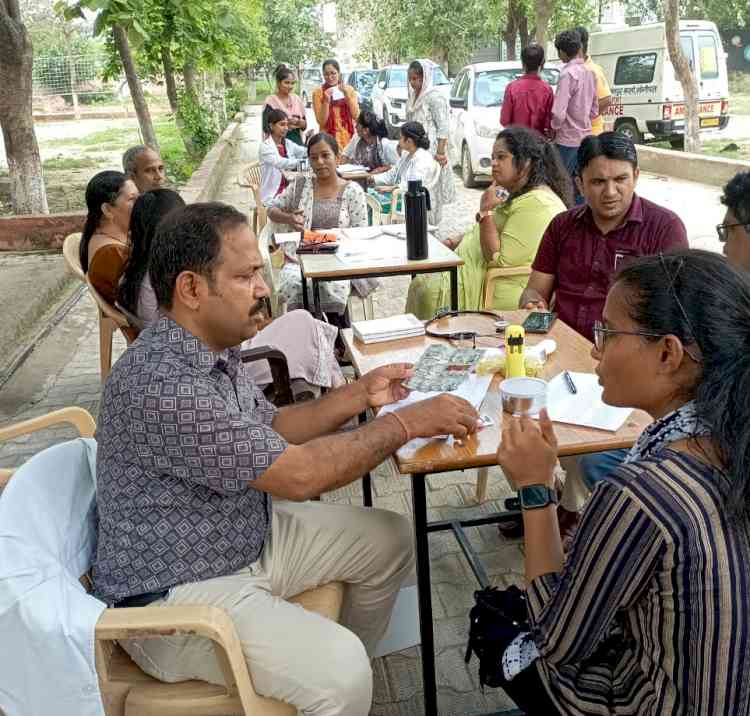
top-left (122, 500), bottom-right (415, 716)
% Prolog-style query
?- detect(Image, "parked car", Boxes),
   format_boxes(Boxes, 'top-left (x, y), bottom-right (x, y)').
top-left (448, 61), bottom-right (560, 187)
top-left (300, 66), bottom-right (323, 108)
top-left (346, 69), bottom-right (378, 113)
top-left (370, 64), bottom-right (452, 138)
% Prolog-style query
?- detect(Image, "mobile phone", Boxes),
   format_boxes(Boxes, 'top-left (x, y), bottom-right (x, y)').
top-left (522, 311), bottom-right (557, 334)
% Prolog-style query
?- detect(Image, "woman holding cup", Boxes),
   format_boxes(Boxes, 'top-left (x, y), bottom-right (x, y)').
top-left (489, 249), bottom-right (750, 714)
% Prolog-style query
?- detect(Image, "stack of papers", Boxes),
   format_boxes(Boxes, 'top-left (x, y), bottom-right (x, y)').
top-left (543, 371), bottom-right (633, 432)
top-left (353, 314), bottom-right (425, 344)
top-left (338, 163), bottom-right (369, 174)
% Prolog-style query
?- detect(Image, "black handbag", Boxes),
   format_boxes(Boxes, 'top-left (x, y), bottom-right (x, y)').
top-left (465, 585), bottom-right (530, 690)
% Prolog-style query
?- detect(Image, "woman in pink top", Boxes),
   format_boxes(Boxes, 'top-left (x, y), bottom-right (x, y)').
top-left (263, 65), bottom-right (307, 145)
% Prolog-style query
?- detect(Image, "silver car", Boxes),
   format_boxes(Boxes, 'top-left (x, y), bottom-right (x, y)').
top-left (300, 67), bottom-right (324, 108)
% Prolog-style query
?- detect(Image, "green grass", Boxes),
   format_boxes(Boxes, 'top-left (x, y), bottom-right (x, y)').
top-left (249, 80), bottom-right (275, 105)
top-left (42, 156), bottom-right (102, 171)
top-left (729, 72), bottom-right (750, 115)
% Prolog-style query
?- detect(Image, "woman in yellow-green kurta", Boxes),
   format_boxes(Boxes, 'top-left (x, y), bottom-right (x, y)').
top-left (406, 126), bottom-right (574, 318)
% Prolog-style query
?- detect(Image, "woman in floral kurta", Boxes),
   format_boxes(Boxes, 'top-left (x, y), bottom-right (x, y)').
top-left (405, 59), bottom-right (456, 225)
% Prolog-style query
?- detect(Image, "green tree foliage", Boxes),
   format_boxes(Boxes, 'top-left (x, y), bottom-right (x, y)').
top-left (263, 0), bottom-right (332, 72)
top-left (624, 0), bottom-right (748, 32)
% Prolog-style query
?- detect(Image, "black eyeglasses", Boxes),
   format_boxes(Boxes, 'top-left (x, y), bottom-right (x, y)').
top-left (592, 321), bottom-right (667, 352)
top-left (716, 222), bottom-right (750, 242)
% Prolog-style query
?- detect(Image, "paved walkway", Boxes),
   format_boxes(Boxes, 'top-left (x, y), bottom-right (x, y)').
top-left (0, 112), bottom-right (729, 715)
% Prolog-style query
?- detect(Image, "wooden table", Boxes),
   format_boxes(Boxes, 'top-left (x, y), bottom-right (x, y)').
top-left (342, 311), bottom-right (651, 716)
top-left (296, 225), bottom-right (464, 318)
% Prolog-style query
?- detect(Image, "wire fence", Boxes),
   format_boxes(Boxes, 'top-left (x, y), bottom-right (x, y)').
top-left (32, 53), bottom-right (123, 111)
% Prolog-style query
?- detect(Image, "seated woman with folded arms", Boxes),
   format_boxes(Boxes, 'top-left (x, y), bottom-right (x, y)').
top-left (259, 108), bottom-right (309, 206)
top-left (119, 189), bottom-right (344, 396)
top-left (265, 132), bottom-right (374, 329)
top-left (492, 249), bottom-right (750, 715)
top-left (341, 110), bottom-right (399, 173)
top-left (79, 170), bottom-right (139, 306)
top-left (406, 126), bottom-right (572, 319)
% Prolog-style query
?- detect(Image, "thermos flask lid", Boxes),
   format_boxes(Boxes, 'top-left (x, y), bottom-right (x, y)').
top-left (407, 178), bottom-right (423, 193)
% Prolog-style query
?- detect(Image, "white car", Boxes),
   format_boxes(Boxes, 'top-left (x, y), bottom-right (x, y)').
top-left (300, 67), bottom-right (323, 108)
top-left (370, 64), bottom-right (452, 138)
top-left (448, 61), bottom-right (559, 187)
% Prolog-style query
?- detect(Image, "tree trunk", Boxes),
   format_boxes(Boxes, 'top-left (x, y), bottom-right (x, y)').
top-left (223, 69), bottom-right (233, 88)
top-left (519, 15), bottom-right (530, 49)
top-left (0, 2), bottom-right (48, 214)
top-left (664, 0), bottom-right (700, 152)
top-left (183, 61), bottom-right (198, 99)
top-left (502, 0), bottom-right (520, 60)
top-left (534, 0), bottom-right (553, 48)
top-left (161, 45), bottom-right (178, 114)
top-left (112, 24), bottom-right (158, 150)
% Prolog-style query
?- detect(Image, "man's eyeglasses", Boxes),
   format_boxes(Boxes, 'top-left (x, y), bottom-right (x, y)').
top-left (716, 222), bottom-right (750, 242)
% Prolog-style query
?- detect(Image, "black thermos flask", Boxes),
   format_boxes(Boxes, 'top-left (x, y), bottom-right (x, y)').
top-left (405, 178), bottom-right (431, 260)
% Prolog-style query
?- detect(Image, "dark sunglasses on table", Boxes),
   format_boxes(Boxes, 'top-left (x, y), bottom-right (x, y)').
top-left (716, 222), bottom-right (750, 242)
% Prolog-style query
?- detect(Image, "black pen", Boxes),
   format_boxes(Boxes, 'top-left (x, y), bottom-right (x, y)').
top-left (563, 370), bottom-right (578, 394)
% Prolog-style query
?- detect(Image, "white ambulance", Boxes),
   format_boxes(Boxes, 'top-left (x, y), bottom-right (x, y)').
top-left (589, 21), bottom-right (730, 146)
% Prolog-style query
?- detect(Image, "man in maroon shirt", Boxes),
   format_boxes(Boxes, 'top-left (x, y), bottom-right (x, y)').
top-left (520, 132), bottom-right (688, 341)
top-left (500, 44), bottom-right (553, 136)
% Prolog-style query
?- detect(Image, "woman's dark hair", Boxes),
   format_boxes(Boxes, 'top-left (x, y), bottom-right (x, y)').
top-left (554, 29), bottom-right (582, 58)
top-left (721, 171), bottom-right (750, 226)
top-left (118, 189), bottom-right (186, 314)
top-left (307, 132), bottom-right (339, 156)
top-left (322, 58), bottom-right (341, 74)
top-left (274, 64), bottom-right (294, 83)
top-left (407, 60), bottom-right (424, 78)
top-left (149, 202), bottom-right (247, 309)
top-left (578, 132), bottom-right (638, 174)
top-left (79, 170), bottom-right (129, 272)
top-left (496, 126), bottom-right (574, 208)
top-left (615, 249), bottom-right (750, 521)
top-left (357, 110), bottom-right (388, 139)
top-left (400, 121), bottom-right (430, 150)
top-left (263, 107), bottom-right (288, 134)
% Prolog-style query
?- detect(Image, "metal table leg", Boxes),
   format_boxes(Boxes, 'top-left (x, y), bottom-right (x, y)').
top-left (301, 272), bottom-right (309, 312)
top-left (359, 411), bottom-right (373, 507)
top-left (411, 473), bottom-right (438, 715)
top-left (450, 267), bottom-right (458, 311)
top-left (313, 279), bottom-right (322, 319)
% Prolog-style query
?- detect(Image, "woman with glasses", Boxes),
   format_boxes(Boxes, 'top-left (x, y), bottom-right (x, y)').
top-left (718, 170), bottom-right (750, 271)
top-left (490, 249), bottom-right (750, 715)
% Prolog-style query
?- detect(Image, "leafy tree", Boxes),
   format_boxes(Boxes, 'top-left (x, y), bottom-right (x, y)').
top-left (59, 0), bottom-right (159, 150)
top-left (263, 0), bottom-right (331, 75)
top-left (0, 0), bottom-right (48, 214)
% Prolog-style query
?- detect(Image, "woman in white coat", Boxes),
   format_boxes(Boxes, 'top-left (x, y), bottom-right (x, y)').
top-left (372, 121), bottom-right (441, 224)
top-left (259, 108), bottom-right (309, 206)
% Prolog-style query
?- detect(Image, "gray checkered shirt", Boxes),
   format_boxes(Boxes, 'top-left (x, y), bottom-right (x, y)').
top-left (92, 316), bottom-right (287, 604)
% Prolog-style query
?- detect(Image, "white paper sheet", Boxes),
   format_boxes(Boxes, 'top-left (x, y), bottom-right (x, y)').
top-left (379, 373), bottom-right (493, 451)
top-left (543, 371), bottom-right (632, 432)
top-left (338, 163), bottom-right (369, 174)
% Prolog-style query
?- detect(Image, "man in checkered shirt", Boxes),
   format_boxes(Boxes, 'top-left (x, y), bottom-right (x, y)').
top-left (92, 202), bottom-right (479, 715)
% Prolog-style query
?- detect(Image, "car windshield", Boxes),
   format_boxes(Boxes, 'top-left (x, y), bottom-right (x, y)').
top-left (433, 67), bottom-right (450, 85)
top-left (354, 71), bottom-right (378, 93)
top-left (389, 69), bottom-right (408, 88)
top-left (473, 68), bottom-right (559, 107)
